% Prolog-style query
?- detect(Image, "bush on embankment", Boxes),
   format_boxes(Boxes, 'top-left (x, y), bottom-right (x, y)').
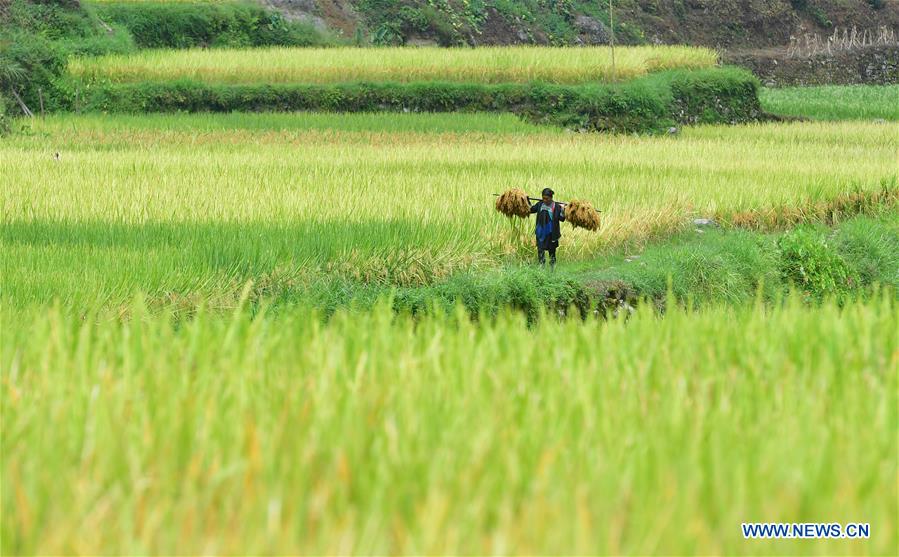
top-left (91, 0), bottom-right (338, 48)
top-left (0, 0), bottom-right (135, 116)
top-left (77, 67), bottom-right (762, 133)
top-left (300, 214), bottom-right (899, 319)
top-left (0, 32), bottom-right (70, 114)
top-left (521, 67), bottom-right (761, 130)
top-left (2, 0), bottom-right (135, 56)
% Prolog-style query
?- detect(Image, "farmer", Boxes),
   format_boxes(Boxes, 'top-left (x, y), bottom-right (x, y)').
top-left (531, 187), bottom-right (565, 267)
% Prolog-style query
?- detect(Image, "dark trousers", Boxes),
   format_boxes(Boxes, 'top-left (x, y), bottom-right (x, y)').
top-left (537, 238), bottom-right (557, 267)
top-left (538, 246), bottom-right (556, 266)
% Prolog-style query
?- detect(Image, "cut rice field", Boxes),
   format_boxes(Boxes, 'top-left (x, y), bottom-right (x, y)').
top-left (68, 45), bottom-right (717, 85)
top-left (2, 294), bottom-right (896, 555)
top-left (2, 113), bottom-right (896, 309)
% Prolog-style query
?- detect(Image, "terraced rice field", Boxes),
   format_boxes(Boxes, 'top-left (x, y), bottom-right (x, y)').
top-left (68, 45), bottom-right (717, 85)
top-left (760, 84), bottom-right (899, 121)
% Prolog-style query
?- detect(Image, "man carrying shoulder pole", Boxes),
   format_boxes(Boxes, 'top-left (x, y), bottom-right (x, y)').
top-left (531, 188), bottom-right (565, 268)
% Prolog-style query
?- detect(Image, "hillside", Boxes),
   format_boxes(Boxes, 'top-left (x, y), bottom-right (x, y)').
top-left (261, 0), bottom-right (899, 48)
top-left (1, 0), bottom-right (896, 123)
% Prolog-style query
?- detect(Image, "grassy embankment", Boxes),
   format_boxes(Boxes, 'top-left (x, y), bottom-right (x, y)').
top-left (319, 213), bottom-right (899, 320)
top-left (64, 46), bottom-right (749, 133)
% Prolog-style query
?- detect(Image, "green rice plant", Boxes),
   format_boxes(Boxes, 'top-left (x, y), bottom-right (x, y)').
top-left (587, 229), bottom-right (783, 306)
top-left (68, 45), bottom-right (718, 85)
top-left (22, 110), bottom-right (554, 134)
top-left (1, 115), bottom-right (895, 309)
top-left (760, 85), bottom-right (899, 121)
top-left (2, 295), bottom-right (896, 554)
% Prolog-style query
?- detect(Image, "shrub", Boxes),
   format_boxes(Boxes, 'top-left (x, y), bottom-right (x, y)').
top-left (4, 0), bottom-right (97, 40)
top-left (808, 7), bottom-right (832, 28)
top-left (833, 217), bottom-right (899, 289)
top-left (93, 1), bottom-right (337, 48)
top-left (777, 226), bottom-right (859, 301)
top-left (0, 0), bottom-right (138, 114)
top-left (58, 24), bottom-right (137, 56)
top-left (0, 31), bottom-right (70, 113)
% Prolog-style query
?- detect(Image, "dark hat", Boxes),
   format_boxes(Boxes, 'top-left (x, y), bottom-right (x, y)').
top-left (541, 188), bottom-right (554, 197)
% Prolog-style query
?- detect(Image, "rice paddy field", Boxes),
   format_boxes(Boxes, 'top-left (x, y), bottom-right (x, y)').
top-left (68, 45), bottom-right (717, 85)
top-left (3, 113), bottom-right (896, 309)
top-left (3, 296), bottom-right (896, 555)
top-left (760, 84), bottom-right (899, 121)
top-left (2, 92), bottom-right (898, 553)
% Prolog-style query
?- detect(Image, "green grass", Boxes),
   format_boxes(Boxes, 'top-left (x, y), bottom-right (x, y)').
top-left (2, 295), bottom-right (896, 555)
top-left (295, 215), bottom-right (899, 320)
top-left (68, 45), bottom-right (717, 85)
top-left (760, 85), bottom-right (899, 121)
top-left (3, 115), bottom-right (896, 310)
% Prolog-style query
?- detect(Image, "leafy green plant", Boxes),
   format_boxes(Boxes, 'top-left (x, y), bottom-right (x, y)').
top-left (0, 31), bottom-right (70, 113)
top-left (777, 226), bottom-right (859, 301)
top-left (372, 22), bottom-right (405, 45)
top-left (0, 0), bottom-right (140, 114)
top-left (808, 6), bottom-right (832, 28)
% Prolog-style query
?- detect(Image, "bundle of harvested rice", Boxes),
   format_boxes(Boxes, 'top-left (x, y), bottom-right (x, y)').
top-left (495, 188), bottom-right (531, 218)
top-left (565, 199), bottom-right (600, 231)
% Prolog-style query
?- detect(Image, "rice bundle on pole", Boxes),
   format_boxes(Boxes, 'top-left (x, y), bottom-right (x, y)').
top-left (495, 188), bottom-right (531, 218)
top-left (565, 199), bottom-right (601, 231)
